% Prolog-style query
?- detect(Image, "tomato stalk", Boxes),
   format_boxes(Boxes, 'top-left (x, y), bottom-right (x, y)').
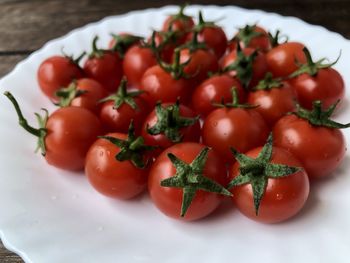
top-left (166, 4), bottom-right (191, 31)
top-left (55, 81), bottom-right (87, 107)
top-left (236, 24), bottom-right (263, 47)
top-left (289, 47), bottom-right (341, 77)
top-left (228, 134), bottom-right (301, 215)
top-left (110, 34), bottom-right (143, 58)
top-left (253, 72), bottom-right (283, 90)
top-left (293, 100), bottom-right (350, 129)
top-left (89, 36), bottom-right (107, 58)
top-left (147, 100), bottom-right (199, 142)
top-left (161, 147), bottom-right (232, 217)
top-left (213, 88), bottom-right (257, 109)
top-left (4, 91), bottom-right (48, 156)
top-left (99, 121), bottom-right (155, 168)
top-left (157, 48), bottom-right (193, 79)
top-left (267, 30), bottom-right (288, 48)
top-left (98, 77), bottom-right (143, 109)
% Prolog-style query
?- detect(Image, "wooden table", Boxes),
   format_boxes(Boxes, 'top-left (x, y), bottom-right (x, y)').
top-left (0, 0), bottom-right (349, 262)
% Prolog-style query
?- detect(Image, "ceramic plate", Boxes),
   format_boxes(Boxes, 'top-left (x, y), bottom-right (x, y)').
top-left (1, 5), bottom-right (350, 263)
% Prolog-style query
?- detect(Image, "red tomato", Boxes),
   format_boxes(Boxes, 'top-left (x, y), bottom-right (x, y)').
top-left (149, 142), bottom-right (230, 221)
top-left (5, 91), bottom-right (102, 171)
top-left (140, 65), bottom-right (190, 107)
top-left (231, 25), bottom-right (271, 52)
top-left (179, 48), bottom-right (219, 86)
top-left (291, 68), bottom-right (344, 110)
top-left (229, 145), bottom-right (309, 223)
top-left (99, 79), bottom-right (148, 133)
top-left (221, 47), bottom-right (268, 89)
top-left (191, 74), bottom-right (245, 117)
top-left (37, 55), bottom-right (84, 100)
top-left (273, 113), bottom-right (346, 179)
top-left (266, 42), bottom-right (306, 78)
top-left (84, 37), bottom-right (123, 92)
top-left (85, 133), bottom-right (150, 199)
top-left (123, 45), bottom-right (157, 88)
top-left (247, 77), bottom-right (296, 125)
top-left (56, 78), bottom-right (108, 113)
top-left (149, 31), bottom-right (179, 63)
top-left (202, 103), bottom-right (269, 162)
top-left (141, 102), bottom-right (200, 151)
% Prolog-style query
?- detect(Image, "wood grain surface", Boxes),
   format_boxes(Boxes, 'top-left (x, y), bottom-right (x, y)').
top-left (0, 0), bottom-right (349, 262)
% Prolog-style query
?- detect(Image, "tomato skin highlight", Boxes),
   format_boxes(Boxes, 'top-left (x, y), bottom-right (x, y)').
top-left (140, 65), bottom-right (190, 107)
top-left (291, 68), bottom-right (345, 110)
top-left (202, 107), bottom-right (269, 162)
top-left (192, 74), bottom-right (245, 117)
top-left (123, 45), bottom-right (157, 88)
top-left (148, 142), bottom-right (228, 221)
top-left (84, 51), bottom-right (123, 92)
top-left (229, 146), bottom-right (309, 223)
top-left (141, 103), bottom-right (200, 150)
top-left (69, 78), bottom-right (108, 113)
top-left (99, 97), bottom-right (148, 134)
top-left (273, 114), bottom-right (346, 179)
top-left (247, 81), bottom-right (296, 126)
top-left (45, 107), bottom-right (102, 171)
top-left (38, 56), bottom-right (84, 100)
top-left (266, 42), bottom-right (306, 78)
top-left (85, 133), bottom-right (148, 199)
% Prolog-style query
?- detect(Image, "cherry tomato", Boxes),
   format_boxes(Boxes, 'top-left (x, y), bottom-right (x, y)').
top-left (266, 42), bottom-right (306, 78)
top-left (247, 76), bottom-right (296, 125)
top-left (150, 30), bottom-right (179, 63)
top-left (273, 112), bottom-right (346, 179)
top-left (229, 144), bottom-right (309, 223)
top-left (149, 142), bottom-right (230, 221)
top-left (230, 25), bottom-right (271, 52)
top-left (179, 47), bottom-right (219, 86)
top-left (123, 45), bottom-right (157, 88)
top-left (141, 102), bottom-right (200, 151)
top-left (191, 74), bottom-right (245, 117)
top-left (55, 78), bottom-right (108, 113)
top-left (85, 132), bottom-right (150, 199)
top-left (140, 65), bottom-right (190, 107)
top-left (99, 78), bottom-right (148, 133)
top-left (84, 37), bottom-right (123, 92)
top-left (5, 92), bottom-right (102, 171)
top-left (221, 47), bottom-right (268, 89)
top-left (37, 55), bottom-right (84, 100)
top-left (202, 96), bottom-right (269, 162)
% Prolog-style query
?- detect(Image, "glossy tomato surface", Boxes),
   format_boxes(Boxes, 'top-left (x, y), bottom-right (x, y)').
top-left (273, 114), bottom-right (346, 179)
top-left (229, 146), bottom-right (309, 223)
top-left (85, 133), bottom-right (148, 199)
top-left (38, 56), bottom-right (83, 100)
top-left (202, 107), bottom-right (269, 162)
top-left (149, 142), bottom-right (228, 221)
top-left (266, 42), bottom-right (306, 78)
top-left (45, 107), bottom-right (102, 171)
top-left (192, 74), bottom-right (245, 117)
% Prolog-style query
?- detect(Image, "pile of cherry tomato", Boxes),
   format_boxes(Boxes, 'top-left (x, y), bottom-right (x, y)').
top-left (5, 5), bottom-right (349, 224)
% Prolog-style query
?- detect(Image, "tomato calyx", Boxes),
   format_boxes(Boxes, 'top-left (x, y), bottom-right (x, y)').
top-left (166, 4), bottom-right (192, 31)
top-left (161, 147), bottom-right (232, 217)
top-left (268, 30), bottom-right (288, 48)
top-left (213, 88), bottom-right (257, 109)
top-left (236, 24), bottom-right (263, 47)
top-left (228, 134), bottom-right (301, 215)
top-left (89, 36), bottom-right (111, 59)
top-left (4, 91), bottom-right (48, 156)
top-left (61, 48), bottom-right (86, 66)
top-left (222, 45), bottom-right (257, 89)
top-left (157, 48), bottom-right (193, 79)
top-left (290, 47), bottom-right (341, 78)
top-left (293, 100), bottom-right (350, 129)
top-left (110, 34), bottom-right (144, 58)
top-left (179, 31), bottom-right (207, 53)
top-left (147, 100), bottom-right (199, 142)
top-left (192, 11), bottom-right (217, 32)
top-left (253, 72), bottom-right (283, 91)
top-left (54, 81), bottom-right (87, 107)
top-left (98, 77), bottom-right (143, 110)
top-left (99, 121), bottom-right (156, 168)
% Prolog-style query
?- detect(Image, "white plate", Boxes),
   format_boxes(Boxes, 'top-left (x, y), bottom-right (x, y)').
top-left (1, 5), bottom-right (350, 263)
